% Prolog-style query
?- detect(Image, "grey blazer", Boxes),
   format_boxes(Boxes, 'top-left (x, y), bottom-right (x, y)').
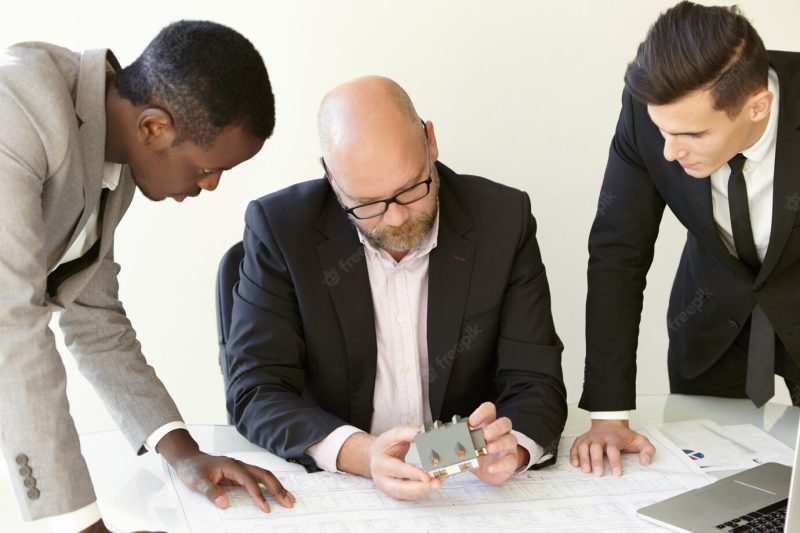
top-left (0, 43), bottom-right (181, 520)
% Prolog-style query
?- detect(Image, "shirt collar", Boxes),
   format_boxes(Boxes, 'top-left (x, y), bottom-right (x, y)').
top-left (102, 161), bottom-right (122, 190)
top-left (357, 205), bottom-right (440, 264)
top-left (742, 67), bottom-right (779, 164)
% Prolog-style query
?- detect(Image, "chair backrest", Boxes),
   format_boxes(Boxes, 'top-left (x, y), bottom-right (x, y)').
top-left (215, 241), bottom-right (245, 405)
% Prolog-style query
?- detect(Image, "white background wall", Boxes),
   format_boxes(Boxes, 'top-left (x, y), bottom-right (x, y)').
top-left (2, 0), bottom-right (798, 435)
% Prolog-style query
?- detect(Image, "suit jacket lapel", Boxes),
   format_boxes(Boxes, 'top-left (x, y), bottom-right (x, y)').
top-left (427, 169), bottom-right (475, 419)
top-left (315, 188), bottom-right (377, 430)
top-left (683, 171), bottom-right (753, 279)
top-left (757, 56), bottom-right (800, 285)
top-left (60, 49), bottom-right (114, 258)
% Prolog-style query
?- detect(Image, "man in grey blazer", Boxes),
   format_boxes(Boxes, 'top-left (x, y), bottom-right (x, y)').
top-left (0, 21), bottom-right (294, 532)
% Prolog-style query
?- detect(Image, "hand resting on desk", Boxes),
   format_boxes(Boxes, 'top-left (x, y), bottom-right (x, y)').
top-left (569, 419), bottom-right (656, 476)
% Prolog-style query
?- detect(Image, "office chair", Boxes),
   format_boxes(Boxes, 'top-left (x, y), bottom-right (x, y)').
top-left (215, 241), bottom-right (244, 424)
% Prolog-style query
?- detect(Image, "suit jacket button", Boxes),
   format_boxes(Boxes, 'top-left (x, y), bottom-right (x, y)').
top-left (18, 465), bottom-right (32, 477)
top-left (27, 488), bottom-right (40, 500)
top-left (728, 319), bottom-right (739, 329)
top-left (23, 477), bottom-right (36, 489)
top-left (15, 454), bottom-right (29, 466)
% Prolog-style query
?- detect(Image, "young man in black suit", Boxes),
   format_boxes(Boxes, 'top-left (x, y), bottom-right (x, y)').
top-left (226, 76), bottom-right (567, 500)
top-left (572, 1), bottom-right (800, 477)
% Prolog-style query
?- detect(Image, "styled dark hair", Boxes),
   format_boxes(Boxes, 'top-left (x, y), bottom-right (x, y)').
top-left (116, 20), bottom-right (275, 146)
top-left (624, 1), bottom-right (768, 117)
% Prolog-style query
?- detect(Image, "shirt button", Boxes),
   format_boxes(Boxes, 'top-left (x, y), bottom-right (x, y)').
top-left (397, 315), bottom-right (405, 323)
top-left (27, 488), bottom-right (40, 500)
top-left (728, 319), bottom-right (740, 329)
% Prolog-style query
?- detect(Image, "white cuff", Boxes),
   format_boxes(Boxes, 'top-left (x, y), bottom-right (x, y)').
top-left (511, 429), bottom-right (546, 472)
top-left (306, 425), bottom-right (363, 473)
top-left (146, 421), bottom-right (188, 452)
top-left (46, 501), bottom-right (101, 532)
top-left (589, 411), bottom-right (631, 420)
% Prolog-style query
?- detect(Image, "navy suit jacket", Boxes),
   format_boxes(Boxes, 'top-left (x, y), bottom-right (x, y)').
top-left (580, 51), bottom-right (800, 411)
top-left (226, 162), bottom-right (567, 469)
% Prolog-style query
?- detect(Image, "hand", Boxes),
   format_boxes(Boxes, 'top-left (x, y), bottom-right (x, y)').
top-left (156, 429), bottom-right (295, 512)
top-left (341, 426), bottom-right (441, 500)
top-left (80, 518), bottom-right (164, 532)
top-left (569, 419), bottom-right (656, 477)
top-left (468, 402), bottom-right (522, 485)
top-left (369, 426), bottom-right (442, 500)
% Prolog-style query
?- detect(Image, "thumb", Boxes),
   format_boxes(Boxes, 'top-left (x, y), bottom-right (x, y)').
top-left (384, 425), bottom-right (421, 445)
top-left (202, 481), bottom-right (228, 509)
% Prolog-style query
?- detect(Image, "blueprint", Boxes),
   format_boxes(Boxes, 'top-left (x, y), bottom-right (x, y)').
top-left (168, 429), bottom-right (712, 532)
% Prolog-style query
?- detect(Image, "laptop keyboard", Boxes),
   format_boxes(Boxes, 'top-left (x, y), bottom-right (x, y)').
top-left (716, 498), bottom-right (788, 532)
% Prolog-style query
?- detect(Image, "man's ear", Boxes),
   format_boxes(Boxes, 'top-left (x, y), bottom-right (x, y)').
top-left (425, 120), bottom-right (439, 162)
top-left (746, 88), bottom-right (773, 123)
top-left (137, 107), bottom-right (175, 149)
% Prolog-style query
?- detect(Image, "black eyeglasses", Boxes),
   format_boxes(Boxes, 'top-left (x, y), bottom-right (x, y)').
top-left (323, 120), bottom-right (433, 220)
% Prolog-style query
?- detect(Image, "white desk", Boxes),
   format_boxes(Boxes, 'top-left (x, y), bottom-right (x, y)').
top-left (2, 394), bottom-right (797, 532)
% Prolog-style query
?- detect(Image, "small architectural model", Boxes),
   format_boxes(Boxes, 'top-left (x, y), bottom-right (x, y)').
top-left (414, 415), bottom-right (488, 479)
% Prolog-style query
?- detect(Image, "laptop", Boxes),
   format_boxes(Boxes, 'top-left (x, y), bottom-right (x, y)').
top-left (637, 417), bottom-right (800, 533)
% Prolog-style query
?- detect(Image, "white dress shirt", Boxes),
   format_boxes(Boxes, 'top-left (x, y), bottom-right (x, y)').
top-left (307, 208), bottom-right (545, 473)
top-left (591, 68), bottom-right (779, 422)
top-left (47, 162), bottom-right (187, 531)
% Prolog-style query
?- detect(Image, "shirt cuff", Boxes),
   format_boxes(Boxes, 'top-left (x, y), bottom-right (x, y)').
top-left (46, 501), bottom-right (101, 532)
top-left (306, 425), bottom-right (364, 473)
top-left (589, 411), bottom-right (631, 420)
top-left (511, 429), bottom-right (546, 472)
top-left (145, 421), bottom-right (188, 452)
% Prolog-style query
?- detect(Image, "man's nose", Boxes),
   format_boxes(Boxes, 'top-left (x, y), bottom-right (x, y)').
top-left (382, 201), bottom-right (411, 227)
top-left (662, 136), bottom-right (686, 162)
top-left (199, 173), bottom-right (222, 191)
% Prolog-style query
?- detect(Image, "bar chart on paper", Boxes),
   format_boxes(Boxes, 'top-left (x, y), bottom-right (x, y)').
top-left (168, 430), bottom-right (712, 533)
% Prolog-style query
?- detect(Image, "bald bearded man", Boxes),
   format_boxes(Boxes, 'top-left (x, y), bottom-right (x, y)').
top-left (225, 76), bottom-right (567, 500)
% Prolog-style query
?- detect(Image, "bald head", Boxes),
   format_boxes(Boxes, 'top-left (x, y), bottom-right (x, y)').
top-left (318, 76), bottom-right (423, 166)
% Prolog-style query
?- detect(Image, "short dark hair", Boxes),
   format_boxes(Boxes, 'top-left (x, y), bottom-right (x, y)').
top-left (624, 1), bottom-right (768, 117)
top-left (116, 20), bottom-right (275, 146)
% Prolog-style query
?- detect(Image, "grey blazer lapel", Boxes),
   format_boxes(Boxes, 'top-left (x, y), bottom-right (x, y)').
top-left (426, 173), bottom-right (475, 420)
top-left (59, 49), bottom-right (114, 258)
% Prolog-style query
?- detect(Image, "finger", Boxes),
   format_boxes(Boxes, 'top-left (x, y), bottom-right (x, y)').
top-left (482, 416), bottom-right (513, 442)
top-left (589, 442), bottom-right (606, 477)
top-left (486, 433), bottom-right (518, 455)
top-left (222, 462), bottom-right (270, 512)
top-left (486, 453), bottom-right (518, 476)
top-left (569, 436), bottom-right (582, 467)
top-left (244, 465), bottom-right (296, 507)
top-left (378, 476), bottom-right (436, 501)
top-left (192, 475), bottom-right (229, 510)
top-left (468, 402), bottom-right (496, 428)
top-left (375, 455), bottom-right (431, 483)
top-left (577, 441), bottom-right (592, 474)
top-left (630, 435), bottom-right (656, 466)
top-left (606, 445), bottom-right (623, 477)
top-left (381, 425), bottom-right (421, 447)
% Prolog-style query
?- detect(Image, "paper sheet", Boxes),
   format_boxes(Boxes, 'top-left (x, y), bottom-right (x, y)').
top-left (167, 430), bottom-right (711, 533)
top-left (646, 419), bottom-right (795, 472)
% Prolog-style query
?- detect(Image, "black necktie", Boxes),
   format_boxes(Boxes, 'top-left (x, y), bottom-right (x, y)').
top-left (727, 154), bottom-right (760, 272)
top-left (727, 154), bottom-right (775, 407)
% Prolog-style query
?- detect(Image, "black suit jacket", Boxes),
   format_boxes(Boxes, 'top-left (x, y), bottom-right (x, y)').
top-left (580, 51), bottom-right (800, 411)
top-left (226, 162), bottom-right (567, 469)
